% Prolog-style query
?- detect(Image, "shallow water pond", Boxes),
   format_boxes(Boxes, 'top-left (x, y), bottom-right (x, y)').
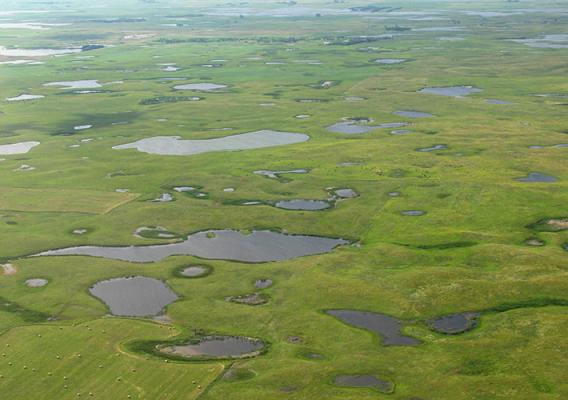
top-left (173, 83), bottom-right (227, 91)
top-left (486, 99), bottom-right (513, 105)
top-left (25, 278), bottom-right (48, 288)
top-left (113, 130), bottom-right (309, 156)
top-left (416, 144), bottom-right (448, 152)
top-left (333, 188), bottom-right (358, 198)
top-left (327, 310), bottom-right (420, 346)
top-left (419, 86), bottom-right (481, 97)
top-left (275, 199), bottom-right (331, 211)
top-left (89, 276), bottom-right (178, 317)
top-left (428, 312), bottom-right (480, 334)
top-left (0, 141), bottom-right (40, 155)
top-left (516, 172), bottom-right (558, 183)
top-left (254, 279), bottom-right (273, 289)
top-left (35, 229), bottom-right (349, 263)
top-left (6, 94), bottom-right (44, 102)
top-left (394, 110), bottom-right (433, 118)
top-left (0, 46), bottom-right (82, 57)
top-left (254, 169), bottom-right (309, 179)
top-left (180, 265), bottom-right (210, 277)
top-left (334, 375), bottom-right (393, 393)
top-left (44, 80), bottom-right (101, 89)
top-left (375, 58), bottom-right (407, 64)
top-left (160, 336), bottom-right (264, 359)
top-left (401, 210), bottom-right (426, 216)
top-left (327, 120), bottom-right (408, 134)
top-left (226, 293), bottom-right (268, 305)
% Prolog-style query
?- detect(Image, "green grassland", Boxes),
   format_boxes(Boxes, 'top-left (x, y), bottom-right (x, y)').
top-left (0, 0), bottom-right (567, 399)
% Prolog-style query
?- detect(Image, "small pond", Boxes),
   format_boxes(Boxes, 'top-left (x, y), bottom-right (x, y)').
top-left (394, 110), bottom-right (433, 118)
top-left (89, 276), bottom-right (178, 317)
top-left (275, 199), bottom-right (331, 211)
top-left (160, 336), bottom-right (264, 359)
top-left (173, 83), bottom-right (227, 91)
top-left (428, 312), bottom-right (480, 334)
top-left (327, 310), bottom-right (420, 346)
top-left (334, 375), bottom-right (393, 393)
top-left (6, 94), bottom-right (44, 102)
top-left (25, 278), bottom-right (48, 288)
top-left (419, 86), bottom-right (481, 97)
top-left (515, 172), bottom-right (558, 183)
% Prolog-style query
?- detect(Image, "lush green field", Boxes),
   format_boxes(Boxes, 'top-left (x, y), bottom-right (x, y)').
top-left (0, 0), bottom-right (567, 399)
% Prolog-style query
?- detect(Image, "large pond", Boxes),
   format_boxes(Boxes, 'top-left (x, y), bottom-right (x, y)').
top-left (327, 310), bottom-right (420, 346)
top-left (89, 276), bottom-right (178, 317)
top-left (0, 141), bottom-right (40, 155)
top-left (160, 336), bottom-right (264, 359)
top-left (34, 229), bottom-right (349, 263)
top-left (113, 130), bottom-right (310, 156)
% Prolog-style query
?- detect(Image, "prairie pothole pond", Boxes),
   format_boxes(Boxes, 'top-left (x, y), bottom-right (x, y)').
top-left (254, 279), bottom-right (273, 289)
top-left (428, 312), bottom-right (480, 334)
top-left (416, 144), bottom-right (448, 152)
top-left (327, 119), bottom-right (408, 134)
top-left (134, 226), bottom-right (180, 239)
top-left (113, 130), bottom-right (310, 156)
top-left (254, 169), bottom-right (308, 180)
top-left (159, 336), bottom-right (264, 359)
top-left (334, 375), bottom-right (393, 393)
top-left (43, 80), bottom-right (102, 89)
top-left (375, 58), bottom-right (408, 64)
top-left (394, 110), bottom-right (433, 118)
top-left (515, 172), bottom-right (558, 183)
top-left (89, 276), bottom-right (178, 317)
top-left (173, 83), bottom-right (227, 91)
top-left (274, 199), bottom-right (331, 211)
top-left (401, 210), bottom-right (426, 216)
top-left (179, 265), bottom-right (211, 278)
top-left (6, 94), bottom-right (44, 102)
top-left (332, 188), bottom-right (359, 198)
top-left (0, 141), bottom-right (40, 155)
top-left (35, 230), bottom-right (349, 263)
top-left (25, 278), bottom-right (48, 288)
top-left (327, 310), bottom-right (421, 346)
top-left (419, 86), bottom-right (482, 97)
top-left (226, 293), bottom-right (268, 305)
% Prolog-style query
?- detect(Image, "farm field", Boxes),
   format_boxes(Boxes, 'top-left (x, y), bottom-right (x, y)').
top-left (0, 0), bottom-right (567, 399)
